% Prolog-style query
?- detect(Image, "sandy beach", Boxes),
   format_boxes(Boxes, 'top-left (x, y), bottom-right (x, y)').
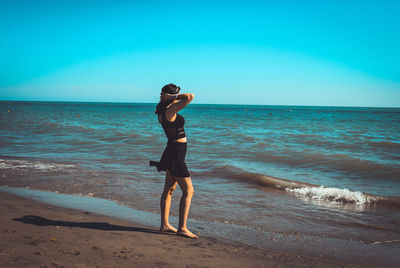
top-left (0, 191), bottom-right (371, 268)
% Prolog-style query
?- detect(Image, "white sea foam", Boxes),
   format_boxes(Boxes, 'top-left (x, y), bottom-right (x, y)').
top-left (78, 193), bottom-right (95, 198)
top-left (286, 186), bottom-right (379, 205)
top-left (0, 159), bottom-right (75, 171)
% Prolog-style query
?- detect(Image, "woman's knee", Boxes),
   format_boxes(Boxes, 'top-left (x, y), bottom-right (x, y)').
top-left (184, 185), bottom-right (194, 197)
top-left (177, 176), bottom-right (194, 197)
top-left (168, 187), bottom-right (176, 195)
top-left (163, 185), bottom-right (176, 196)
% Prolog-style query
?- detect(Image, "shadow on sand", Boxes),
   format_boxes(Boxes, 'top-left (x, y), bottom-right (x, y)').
top-left (13, 215), bottom-right (166, 235)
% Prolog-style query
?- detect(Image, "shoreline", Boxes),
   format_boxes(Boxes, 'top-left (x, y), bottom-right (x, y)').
top-left (0, 189), bottom-right (375, 268)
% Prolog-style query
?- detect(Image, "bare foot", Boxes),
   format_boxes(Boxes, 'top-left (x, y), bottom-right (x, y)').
top-left (160, 224), bottom-right (177, 233)
top-left (177, 229), bottom-right (199, 239)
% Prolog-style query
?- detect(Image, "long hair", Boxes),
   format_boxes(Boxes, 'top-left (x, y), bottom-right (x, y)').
top-left (155, 99), bottom-right (173, 115)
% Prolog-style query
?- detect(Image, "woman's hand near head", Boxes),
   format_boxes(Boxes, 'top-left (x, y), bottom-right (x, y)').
top-left (177, 93), bottom-right (194, 101)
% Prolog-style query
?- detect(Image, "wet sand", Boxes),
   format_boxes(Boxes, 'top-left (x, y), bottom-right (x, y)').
top-left (0, 191), bottom-right (372, 268)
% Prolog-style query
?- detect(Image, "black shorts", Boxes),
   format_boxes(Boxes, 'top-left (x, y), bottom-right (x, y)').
top-left (151, 142), bottom-right (190, 178)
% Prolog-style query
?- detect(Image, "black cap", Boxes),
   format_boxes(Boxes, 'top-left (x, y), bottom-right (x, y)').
top-left (161, 83), bottom-right (180, 94)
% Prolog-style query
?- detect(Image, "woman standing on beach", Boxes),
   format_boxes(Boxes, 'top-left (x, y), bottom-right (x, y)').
top-left (150, 83), bottom-right (198, 239)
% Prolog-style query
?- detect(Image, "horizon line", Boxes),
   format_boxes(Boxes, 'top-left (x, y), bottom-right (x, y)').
top-left (0, 99), bottom-right (399, 109)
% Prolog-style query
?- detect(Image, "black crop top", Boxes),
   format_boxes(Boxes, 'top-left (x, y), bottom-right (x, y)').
top-left (159, 111), bottom-right (186, 141)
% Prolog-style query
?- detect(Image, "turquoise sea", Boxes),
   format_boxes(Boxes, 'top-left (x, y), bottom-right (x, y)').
top-left (1, 101), bottom-right (399, 264)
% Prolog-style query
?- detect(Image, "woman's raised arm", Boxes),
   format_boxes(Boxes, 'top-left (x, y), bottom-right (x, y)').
top-left (165, 93), bottom-right (194, 119)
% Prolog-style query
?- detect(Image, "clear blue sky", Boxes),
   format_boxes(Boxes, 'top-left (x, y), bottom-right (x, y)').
top-left (1, 0), bottom-right (399, 107)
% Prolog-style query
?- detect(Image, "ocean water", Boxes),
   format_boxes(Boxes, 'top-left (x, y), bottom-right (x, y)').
top-left (1, 101), bottom-right (400, 261)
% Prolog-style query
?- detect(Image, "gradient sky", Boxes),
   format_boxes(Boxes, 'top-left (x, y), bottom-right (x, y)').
top-left (1, 0), bottom-right (399, 107)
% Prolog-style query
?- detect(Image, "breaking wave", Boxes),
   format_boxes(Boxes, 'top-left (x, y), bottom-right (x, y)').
top-left (0, 158), bottom-right (75, 172)
top-left (286, 186), bottom-right (378, 205)
top-left (208, 165), bottom-right (398, 206)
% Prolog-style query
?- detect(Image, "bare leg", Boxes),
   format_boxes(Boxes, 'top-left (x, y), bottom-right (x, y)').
top-left (160, 170), bottom-right (178, 232)
top-left (176, 176), bottom-right (198, 238)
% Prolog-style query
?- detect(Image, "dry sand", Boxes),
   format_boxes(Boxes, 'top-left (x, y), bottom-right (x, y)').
top-left (1, 191), bottom-right (369, 268)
